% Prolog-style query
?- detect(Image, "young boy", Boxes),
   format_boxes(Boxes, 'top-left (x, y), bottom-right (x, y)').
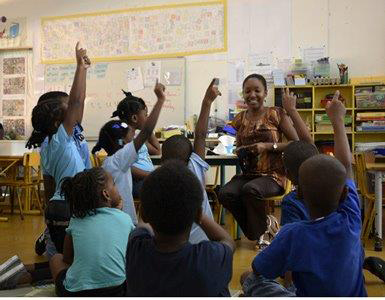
top-left (160, 79), bottom-right (221, 243)
top-left (242, 91), bottom-right (367, 296)
top-left (125, 160), bottom-right (235, 296)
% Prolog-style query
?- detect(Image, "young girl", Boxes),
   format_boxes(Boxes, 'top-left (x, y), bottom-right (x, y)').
top-left (49, 167), bottom-right (134, 296)
top-left (26, 42), bottom-right (90, 255)
top-left (92, 81), bottom-right (166, 224)
top-left (111, 91), bottom-right (160, 198)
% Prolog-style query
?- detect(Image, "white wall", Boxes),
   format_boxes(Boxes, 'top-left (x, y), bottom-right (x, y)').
top-left (0, 0), bottom-right (384, 129)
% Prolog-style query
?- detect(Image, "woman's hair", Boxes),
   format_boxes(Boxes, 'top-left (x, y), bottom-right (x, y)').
top-left (61, 167), bottom-right (108, 218)
top-left (242, 74), bottom-right (267, 91)
top-left (92, 120), bottom-right (130, 156)
top-left (26, 99), bottom-right (66, 149)
top-left (111, 90), bottom-right (146, 123)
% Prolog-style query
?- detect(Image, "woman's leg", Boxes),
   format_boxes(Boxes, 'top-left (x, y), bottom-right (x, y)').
top-left (241, 177), bottom-right (283, 240)
top-left (218, 175), bottom-right (251, 231)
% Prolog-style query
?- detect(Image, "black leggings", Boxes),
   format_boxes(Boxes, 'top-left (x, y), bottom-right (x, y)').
top-left (45, 200), bottom-right (70, 254)
top-left (218, 175), bottom-right (283, 240)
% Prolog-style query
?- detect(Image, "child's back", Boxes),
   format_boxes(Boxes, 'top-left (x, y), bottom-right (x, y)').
top-left (65, 207), bottom-right (133, 292)
top-left (126, 161), bottom-right (234, 296)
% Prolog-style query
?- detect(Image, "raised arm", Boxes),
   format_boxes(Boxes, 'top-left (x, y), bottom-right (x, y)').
top-left (63, 42), bottom-right (91, 136)
top-left (325, 90), bottom-right (352, 178)
top-left (198, 214), bottom-right (235, 253)
top-left (146, 133), bottom-right (161, 155)
top-left (194, 79), bottom-right (221, 159)
top-left (134, 80), bottom-right (165, 152)
top-left (282, 88), bottom-right (313, 144)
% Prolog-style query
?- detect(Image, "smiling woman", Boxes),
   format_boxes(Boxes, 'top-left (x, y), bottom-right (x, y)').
top-left (218, 74), bottom-right (299, 245)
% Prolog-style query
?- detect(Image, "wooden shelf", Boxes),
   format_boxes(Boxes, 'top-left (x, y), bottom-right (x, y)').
top-left (273, 83), bottom-right (385, 154)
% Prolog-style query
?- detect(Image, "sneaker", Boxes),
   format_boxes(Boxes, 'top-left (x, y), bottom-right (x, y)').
top-left (0, 255), bottom-right (20, 276)
top-left (256, 215), bottom-right (280, 250)
top-left (364, 256), bottom-right (385, 283)
top-left (0, 258), bottom-right (27, 290)
top-left (35, 232), bottom-right (46, 256)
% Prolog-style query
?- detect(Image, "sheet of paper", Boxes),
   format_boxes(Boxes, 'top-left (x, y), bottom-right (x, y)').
top-left (302, 47), bottom-right (326, 63)
top-left (127, 67), bottom-right (144, 92)
top-left (163, 67), bottom-right (182, 86)
top-left (228, 60), bottom-right (245, 85)
top-left (144, 61), bottom-right (161, 87)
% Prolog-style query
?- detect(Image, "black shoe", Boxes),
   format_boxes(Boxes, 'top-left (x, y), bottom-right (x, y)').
top-left (35, 232), bottom-right (46, 256)
top-left (364, 256), bottom-right (385, 283)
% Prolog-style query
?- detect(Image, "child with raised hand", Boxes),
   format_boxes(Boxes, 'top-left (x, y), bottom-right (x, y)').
top-left (160, 79), bottom-right (220, 243)
top-left (125, 160), bottom-right (235, 296)
top-left (25, 42), bottom-right (90, 256)
top-left (92, 80), bottom-right (166, 224)
top-left (241, 91), bottom-right (367, 296)
top-left (49, 167), bottom-right (134, 296)
top-left (111, 91), bottom-right (160, 198)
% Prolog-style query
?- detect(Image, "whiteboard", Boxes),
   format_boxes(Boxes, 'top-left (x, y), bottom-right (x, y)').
top-left (44, 57), bottom-right (185, 138)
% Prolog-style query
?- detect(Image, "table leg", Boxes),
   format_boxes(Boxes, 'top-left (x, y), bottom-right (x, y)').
top-left (374, 171), bottom-right (383, 251)
top-left (220, 165), bottom-right (226, 225)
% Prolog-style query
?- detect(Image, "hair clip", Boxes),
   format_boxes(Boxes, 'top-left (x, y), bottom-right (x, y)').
top-left (120, 122), bottom-right (128, 128)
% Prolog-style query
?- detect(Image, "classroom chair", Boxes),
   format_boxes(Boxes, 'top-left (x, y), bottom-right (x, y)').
top-left (354, 152), bottom-right (379, 245)
top-left (0, 152), bottom-right (43, 220)
top-left (229, 179), bottom-right (292, 241)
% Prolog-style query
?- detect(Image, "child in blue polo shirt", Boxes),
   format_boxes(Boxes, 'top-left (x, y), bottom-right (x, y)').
top-left (242, 91), bottom-right (367, 296)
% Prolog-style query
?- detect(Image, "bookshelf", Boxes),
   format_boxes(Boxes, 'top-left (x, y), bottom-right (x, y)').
top-left (273, 84), bottom-right (385, 154)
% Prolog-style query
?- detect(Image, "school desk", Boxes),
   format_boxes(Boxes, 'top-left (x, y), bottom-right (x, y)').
top-left (366, 162), bottom-right (385, 251)
top-left (150, 154), bottom-right (241, 187)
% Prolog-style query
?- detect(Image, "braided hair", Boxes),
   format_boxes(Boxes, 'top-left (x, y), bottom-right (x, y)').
top-left (61, 167), bottom-right (108, 218)
top-left (38, 91), bottom-right (68, 104)
top-left (92, 120), bottom-right (130, 156)
top-left (26, 98), bottom-right (66, 149)
top-left (111, 90), bottom-right (146, 123)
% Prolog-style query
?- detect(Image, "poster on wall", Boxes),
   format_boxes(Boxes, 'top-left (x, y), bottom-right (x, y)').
top-left (41, 1), bottom-right (227, 63)
top-left (0, 55), bottom-right (27, 138)
top-left (0, 17), bottom-right (27, 48)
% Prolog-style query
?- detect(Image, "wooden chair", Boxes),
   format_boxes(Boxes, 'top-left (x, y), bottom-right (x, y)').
top-left (0, 152), bottom-right (43, 220)
top-left (354, 152), bottom-right (379, 244)
top-left (205, 166), bottom-right (222, 223)
top-left (230, 179), bottom-right (293, 240)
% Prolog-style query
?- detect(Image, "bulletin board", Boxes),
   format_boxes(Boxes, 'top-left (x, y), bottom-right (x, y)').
top-left (41, 0), bottom-right (227, 64)
top-left (44, 57), bottom-right (186, 138)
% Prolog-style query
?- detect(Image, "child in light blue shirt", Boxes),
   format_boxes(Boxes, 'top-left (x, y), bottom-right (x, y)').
top-left (111, 92), bottom-right (160, 198)
top-left (26, 43), bottom-right (90, 255)
top-left (49, 167), bottom-right (134, 296)
top-left (92, 81), bottom-right (166, 224)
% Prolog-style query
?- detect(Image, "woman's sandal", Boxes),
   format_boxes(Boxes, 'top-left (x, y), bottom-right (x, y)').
top-left (256, 215), bottom-right (280, 250)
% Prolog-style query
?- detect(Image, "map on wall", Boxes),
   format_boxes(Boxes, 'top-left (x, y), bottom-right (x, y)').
top-left (41, 0), bottom-right (227, 64)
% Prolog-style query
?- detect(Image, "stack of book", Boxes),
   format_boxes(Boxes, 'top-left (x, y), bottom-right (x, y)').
top-left (315, 114), bottom-right (352, 132)
top-left (356, 112), bottom-right (385, 132)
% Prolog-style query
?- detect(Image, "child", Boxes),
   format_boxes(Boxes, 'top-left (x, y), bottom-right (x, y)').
top-left (160, 79), bottom-right (219, 243)
top-left (111, 91), bottom-right (160, 198)
top-left (26, 42), bottom-right (90, 255)
top-left (242, 91), bottom-right (367, 296)
top-left (92, 80), bottom-right (166, 224)
top-left (49, 167), bottom-right (134, 296)
top-left (32, 91), bottom-right (92, 257)
top-left (126, 160), bottom-right (235, 296)
top-left (0, 123), bottom-right (4, 139)
top-left (0, 43), bottom-right (89, 290)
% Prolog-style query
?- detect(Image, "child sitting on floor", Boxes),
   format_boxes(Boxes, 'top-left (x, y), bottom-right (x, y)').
top-left (242, 91), bottom-right (367, 296)
top-left (160, 79), bottom-right (220, 243)
top-left (125, 160), bottom-right (235, 296)
top-left (50, 167), bottom-right (134, 297)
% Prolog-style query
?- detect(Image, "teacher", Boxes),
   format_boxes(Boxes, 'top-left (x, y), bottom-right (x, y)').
top-left (218, 74), bottom-right (298, 243)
